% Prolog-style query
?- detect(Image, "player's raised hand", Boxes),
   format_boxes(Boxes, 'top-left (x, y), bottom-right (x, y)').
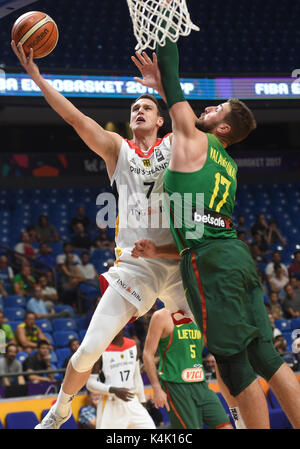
top-left (131, 51), bottom-right (166, 101)
top-left (131, 239), bottom-right (157, 259)
top-left (11, 41), bottom-right (40, 79)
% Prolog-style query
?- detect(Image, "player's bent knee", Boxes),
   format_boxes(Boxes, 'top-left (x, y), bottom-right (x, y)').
top-left (214, 350), bottom-right (257, 397)
top-left (70, 345), bottom-right (100, 373)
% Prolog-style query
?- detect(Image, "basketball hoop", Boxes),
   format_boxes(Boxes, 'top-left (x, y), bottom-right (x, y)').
top-left (127, 0), bottom-right (199, 52)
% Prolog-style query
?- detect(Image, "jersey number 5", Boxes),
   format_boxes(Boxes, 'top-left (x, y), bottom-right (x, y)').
top-left (209, 172), bottom-right (231, 212)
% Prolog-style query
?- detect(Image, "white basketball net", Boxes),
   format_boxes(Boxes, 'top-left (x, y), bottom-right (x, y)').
top-left (127, 0), bottom-right (200, 52)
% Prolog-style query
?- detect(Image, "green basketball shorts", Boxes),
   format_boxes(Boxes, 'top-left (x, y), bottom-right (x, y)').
top-left (161, 379), bottom-right (231, 429)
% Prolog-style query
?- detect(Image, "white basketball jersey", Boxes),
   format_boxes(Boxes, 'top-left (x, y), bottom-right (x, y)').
top-left (101, 338), bottom-right (137, 390)
top-left (111, 134), bottom-right (174, 251)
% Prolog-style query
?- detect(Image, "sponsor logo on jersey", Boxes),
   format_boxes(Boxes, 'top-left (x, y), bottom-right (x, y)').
top-left (116, 278), bottom-right (142, 302)
top-left (129, 158), bottom-right (137, 166)
top-left (143, 159), bottom-right (151, 167)
top-left (129, 161), bottom-right (168, 175)
top-left (129, 350), bottom-right (134, 359)
top-left (181, 368), bottom-right (205, 382)
top-left (193, 211), bottom-right (226, 228)
top-left (155, 148), bottom-right (165, 162)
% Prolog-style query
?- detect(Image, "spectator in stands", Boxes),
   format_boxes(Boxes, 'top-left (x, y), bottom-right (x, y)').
top-left (70, 205), bottom-right (90, 234)
top-left (0, 255), bottom-right (14, 287)
top-left (23, 339), bottom-right (55, 383)
top-left (12, 264), bottom-right (36, 296)
top-left (26, 225), bottom-right (39, 243)
top-left (265, 251), bottom-right (289, 281)
top-left (34, 243), bottom-right (56, 274)
top-left (56, 242), bottom-right (82, 267)
top-left (39, 274), bottom-right (59, 306)
top-left (237, 230), bottom-right (250, 246)
top-left (274, 335), bottom-right (288, 355)
top-left (265, 220), bottom-right (286, 247)
top-left (77, 251), bottom-right (98, 281)
top-left (0, 311), bottom-right (16, 345)
top-left (92, 222), bottom-right (114, 250)
top-left (289, 251), bottom-right (300, 278)
top-left (61, 252), bottom-right (85, 298)
top-left (203, 353), bottom-right (217, 380)
top-left (250, 230), bottom-right (270, 262)
top-left (78, 390), bottom-right (101, 429)
top-left (282, 284), bottom-right (300, 318)
top-left (14, 231), bottom-right (35, 260)
top-left (27, 284), bottom-right (72, 320)
top-left (236, 215), bottom-right (250, 237)
top-left (0, 343), bottom-right (25, 386)
top-left (71, 223), bottom-right (92, 250)
top-left (36, 214), bottom-right (60, 243)
top-left (268, 313), bottom-right (282, 340)
top-left (251, 213), bottom-right (269, 237)
top-left (290, 275), bottom-right (300, 292)
top-left (269, 291), bottom-right (284, 319)
top-left (269, 264), bottom-right (289, 293)
top-left (15, 311), bottom-right (51, 353)
top-left (62, 338), bottom-right (80, 369)
top-left (0, 281), bottom-right (8, 298)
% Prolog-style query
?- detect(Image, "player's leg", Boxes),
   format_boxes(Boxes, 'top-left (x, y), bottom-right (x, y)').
top-left (127, 397), bottom-right (156, 429)
top-left (36, 286), bottom-right (137, 428)
top-left (215, 362), bottom-right (247, 429)
top-left (247, 337), bottom-right (300, 428)
top-left (199, 383), bottom-right (232, 429)
top-left (215, 349), bottom-right (270, 429)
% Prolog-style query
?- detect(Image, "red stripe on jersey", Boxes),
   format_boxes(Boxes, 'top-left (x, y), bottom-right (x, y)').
top-left (124, 133), bottom-right (171, 159)
top-left (159, 332), bottom-right (173, 377)
top-left (171, 310), bottom-right (192, 325)
top-left (99, 274), bottom-right (109, 295)
top-left (191, 253), bottom-right (207, 341)
top-left (106, 337), bottom-right (136, 352)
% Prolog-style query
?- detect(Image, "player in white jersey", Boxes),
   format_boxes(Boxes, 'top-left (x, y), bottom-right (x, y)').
top-left (86, 331), bottom-right (155, 429)
top-left (11, 42), bottom-right (192, 429)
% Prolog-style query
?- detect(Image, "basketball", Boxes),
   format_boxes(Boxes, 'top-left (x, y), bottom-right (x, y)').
top-left (11, 11), bottom-right (59, 59)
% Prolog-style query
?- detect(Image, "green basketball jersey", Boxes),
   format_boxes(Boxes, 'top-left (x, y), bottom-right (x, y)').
top-left (164, 133), bottom-right (237, 253)
top-left (158, 321), bottom-right (205, 383)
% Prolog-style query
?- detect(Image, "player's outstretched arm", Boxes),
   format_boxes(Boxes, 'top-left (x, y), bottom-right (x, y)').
top-left (11, 41), bottom-right (121, 170)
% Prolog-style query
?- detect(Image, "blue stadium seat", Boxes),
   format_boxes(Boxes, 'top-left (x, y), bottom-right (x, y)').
top-left (6, 321), bottom-right (22, 333)
top-left (35, 319), bottom-right (53, 333)
top-left (3, 307), bottom-right (25, 321)
top-left (43, 332), bottom-right (54, 346)
top-left (3, 295), bottom-right (26, 309)
top-left (53, 305), bottom-right (75, 316)
top-left (16, 351), bottom-right (28, 364)
top-left (0, 419), bottom-right (4, 429)
top-left (291, 317), bottom-right (300, 330)
top-left (274, 319), bottom-right (291, 332)
top-left (50, 351), bottom-right (58, 364)
top-left (52, 318), bottom-right (77, 332)
top-left (56, 347), bottom-right (71, 368)
top-left (79, 329), bottom-right (86, 341)
top-left (6, 411), bottom-right (39, 429)
top-left (77, 316), bottom-right (88, 331)
top-left (54, 331), bottom-right (79, 348)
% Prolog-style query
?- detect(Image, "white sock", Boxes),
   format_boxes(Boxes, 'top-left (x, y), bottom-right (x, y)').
top-left (230, 407), bottom-right (247, 429)
top-left (52, 387), bottom-right (74, 418)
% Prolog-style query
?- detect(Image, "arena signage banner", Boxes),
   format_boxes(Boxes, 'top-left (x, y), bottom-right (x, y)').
top-left (0, 73), bottom-right (300, 100)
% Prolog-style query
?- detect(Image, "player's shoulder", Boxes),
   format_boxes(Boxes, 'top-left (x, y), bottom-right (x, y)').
top-left (151, 308), bottom-right (172, 325)
top-left (106, 337), bottom-right (136, 352)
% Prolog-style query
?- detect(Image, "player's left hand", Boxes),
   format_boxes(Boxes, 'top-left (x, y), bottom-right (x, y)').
top-left (131, 239), bottom-right (157, 259)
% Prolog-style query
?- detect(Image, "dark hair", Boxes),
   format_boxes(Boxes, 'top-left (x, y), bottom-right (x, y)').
top-left (6, 343), bottom-right (17, 351)
top-left (25, 311), bottom-right (35, 318)
top-left (224, 98), bottom-right (257, 146)
top-left (38, 214), bottom-right (48, 226)
top-left (37, 339), bottom-right (49, 348)
top-left (131, 94), bottom-right (163, 117)
top-left (81, 251), bottom-right (90, 258)
top-left (274, 263), bottom-right (282, 271)
top-left (68, 338), bottom-right (80, 348)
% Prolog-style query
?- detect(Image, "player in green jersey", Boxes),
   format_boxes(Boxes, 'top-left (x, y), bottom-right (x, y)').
top-left (143, 308), bottom-right (233, 429)
top-left (131, 42), bottom-right (300, 429)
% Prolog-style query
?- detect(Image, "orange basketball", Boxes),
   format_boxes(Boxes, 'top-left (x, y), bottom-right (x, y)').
top-left (11, 11), bottom-right (59, 59)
